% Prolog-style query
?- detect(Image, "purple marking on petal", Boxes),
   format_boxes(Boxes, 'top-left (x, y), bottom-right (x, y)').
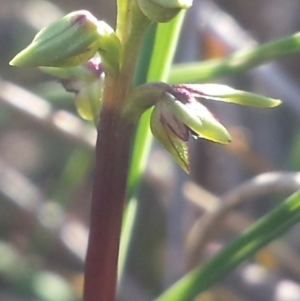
top-left (175, 84), bottom-right (205, 96)
top-left (168, 86), bottom-right (192, 104)
top-left (72, 11), bottom-right (98, 30)
top-left (161, 114), bottom-right (189, 141)
top-left (163, 121), bottom-right (190, 172)
top-left (74, 14), bottom-right (88, 25)
top-left (85, 56), bottom-right (104, 77)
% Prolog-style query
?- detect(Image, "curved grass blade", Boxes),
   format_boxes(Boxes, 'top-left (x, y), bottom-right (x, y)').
top-left (155, 190), bottom-right (300, 301)
top-left (169, 32), bottom-right (300, 84)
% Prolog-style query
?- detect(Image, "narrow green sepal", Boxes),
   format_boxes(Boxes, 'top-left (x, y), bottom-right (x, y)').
top-left (186, 84), bottom-right (282, 108)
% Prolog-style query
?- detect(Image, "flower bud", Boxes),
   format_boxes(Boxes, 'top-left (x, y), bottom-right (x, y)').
top-left (10, 10), bottom-right (121, 75)
top-left (10, 10), bottom-right (100, 67)
top-left (41, 56), bottom-right (104, 123)
top-left (137, 0), bottom-right (193, 22)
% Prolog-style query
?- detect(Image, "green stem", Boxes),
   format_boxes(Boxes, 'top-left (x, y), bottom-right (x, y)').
top-left (120, 4), bottom-right (151, 96)
top-left (168, 32), bottom-right (300, 84)
top-left (116, 0), bottom-right (132, 44)
top-left (155, 190), bottom-right (300, 301)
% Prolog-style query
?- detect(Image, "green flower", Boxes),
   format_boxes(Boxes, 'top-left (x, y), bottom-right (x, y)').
top-left (150, 84), bottom-right (281, 172)
top-left (41, 55), bottom-right (104, 124)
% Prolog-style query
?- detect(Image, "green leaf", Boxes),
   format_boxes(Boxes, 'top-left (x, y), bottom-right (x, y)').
top-left (168, 31), bottom-right (300, 84)
top-left (155, 190), bottom-right (300, 301)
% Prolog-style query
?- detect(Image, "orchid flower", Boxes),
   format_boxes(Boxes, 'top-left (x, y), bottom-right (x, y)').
top-left (40, 55), bottom-right (104, 123)
top-left (150, 84), bottom-right (281, 172)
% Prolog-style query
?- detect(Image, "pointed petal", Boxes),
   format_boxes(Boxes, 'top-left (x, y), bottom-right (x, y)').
top-left (150, 105), bottom-right (190, 173)
top-left (183, 84), bottom-right (281, 108)
top-left (164, 93), bottom-right (231, 143)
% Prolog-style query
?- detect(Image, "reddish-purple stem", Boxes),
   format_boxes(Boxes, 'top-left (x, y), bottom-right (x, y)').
top-left (83, 98), bottom-right (135, 301)
top-left (83, 7), bottom-right (150, 300)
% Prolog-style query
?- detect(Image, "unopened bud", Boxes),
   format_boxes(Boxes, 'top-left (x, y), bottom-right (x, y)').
top-left (41, 56), bottom-right (104, 123)
top-left (137, 0), bottom-right (193, 22)
top-left (9, 10), bottom-right (121, 72)
top-left (10, 10), bottom-right (100, 67)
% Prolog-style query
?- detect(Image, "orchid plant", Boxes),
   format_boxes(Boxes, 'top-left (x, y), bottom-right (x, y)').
top-left (10, 1), bottom-right (300, 301)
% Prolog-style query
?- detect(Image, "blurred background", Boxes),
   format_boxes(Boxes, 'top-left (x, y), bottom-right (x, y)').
top-left (2, 0), bottom-right (300, 300)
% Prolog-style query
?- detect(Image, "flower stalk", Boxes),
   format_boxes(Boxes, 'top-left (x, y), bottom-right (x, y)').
top-left (84, 98), bottom-right (136, 301)
top-left (83, 4), bottom-right (151, 301)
